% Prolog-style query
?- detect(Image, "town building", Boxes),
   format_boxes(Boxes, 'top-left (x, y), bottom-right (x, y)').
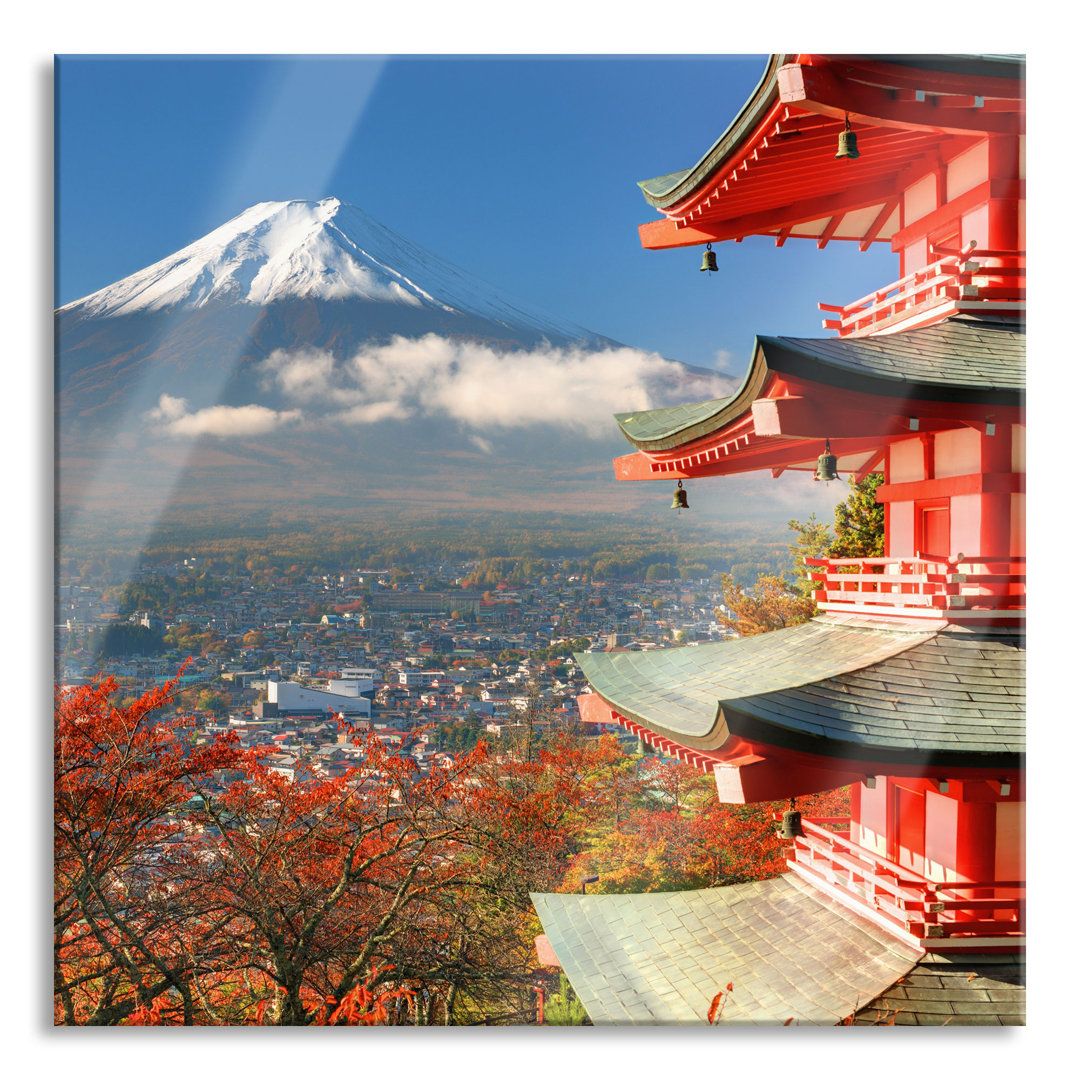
top-left (266, 676), bottom-right (373, 719)
top-left (532, 53), bottom-right (1025, 1025)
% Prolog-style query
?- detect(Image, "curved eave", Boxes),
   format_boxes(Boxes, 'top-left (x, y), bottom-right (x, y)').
top-left (637, 54), bottom-right (1024, 250)
top-left (531, 876), bottom-right (923, 1025)
top-left (615, 348), bottom-right (768, 451)
top-left (575, 618), bottom-right (1024, 772)
top-left (638, 54), bottom-right (789, 208)
top-left (615, 316), bottom-right (1025, 457)
top-left (755, 326), bottom-right (1025, 407)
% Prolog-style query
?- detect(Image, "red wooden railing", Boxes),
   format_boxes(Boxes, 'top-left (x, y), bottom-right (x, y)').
top-left (819, 243), bottom-right (1025, 337)
top-left (805, 553), bottom-right (1025, 624)
top-left (786, 817), bottom-right (1024, 949)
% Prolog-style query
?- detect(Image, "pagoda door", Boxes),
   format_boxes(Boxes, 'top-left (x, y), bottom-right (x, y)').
top-left (918, 500), bottom-right (951, 558)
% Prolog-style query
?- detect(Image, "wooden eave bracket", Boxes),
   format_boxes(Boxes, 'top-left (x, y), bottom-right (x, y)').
top-left (639, 175), bottom-right (903, 250)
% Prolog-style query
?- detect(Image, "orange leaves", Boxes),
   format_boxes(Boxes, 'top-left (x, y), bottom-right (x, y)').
top-left (57, 669), bottom-right (590, 1025)
top-left (125, 997), bottom-right (167, 1026)
top-left (707, 982), bottom-right (734, 1024)
top-left (57, 668), bottom-right (850, 1026)
top-left (715, 573), bottom-right (815, 637)
top-left (309, 967), bottom-right (411, 1027)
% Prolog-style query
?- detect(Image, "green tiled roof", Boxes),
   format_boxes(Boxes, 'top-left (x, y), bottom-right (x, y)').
top-left (851, 955), bottom-right (1025, 1025)
top-left (637, 169), bottom-right (692, 201)
top-left (614, 396), bottom-right (735, 445)
top-left (615, 316), bottom-right (1024, 452)
top-left (576, 617), bottom-right (1024, 767)
top-left (761, 315), bottom-right (1025, 399)
top-left (637, 55), bottom-right (784, 209)
top-left (531, 874), bottom-right (922, 1025)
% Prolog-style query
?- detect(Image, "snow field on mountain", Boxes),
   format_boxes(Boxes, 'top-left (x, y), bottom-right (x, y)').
top-left (59, 197), bottom-right (587, 340)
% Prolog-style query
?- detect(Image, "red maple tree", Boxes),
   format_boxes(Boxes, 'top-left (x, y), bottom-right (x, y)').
top-left (54, 674), bottom-right (613, 1025)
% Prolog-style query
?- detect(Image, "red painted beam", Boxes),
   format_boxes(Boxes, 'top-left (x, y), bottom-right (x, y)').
top-left (876, 472), bottom-right (1025, 502)
top-left (613, 436), bottom-right (890, 482)
top-left (778, 62), bottom-right (1024, 136)
top-left (751, 396), bottom-right (968, 440)
top-left (860, 196), bottom-right (901, 251)
top-left (806, 55), bottom-right (1023, 102)
top-left (890, 179), bottom-right (1024, 251)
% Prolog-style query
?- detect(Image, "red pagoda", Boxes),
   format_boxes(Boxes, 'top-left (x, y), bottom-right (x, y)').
top-left (532, 54), bottom-right (1025, 1025)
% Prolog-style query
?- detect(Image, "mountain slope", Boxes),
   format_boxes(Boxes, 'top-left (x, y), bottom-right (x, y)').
top-left (55, 198), bottom-right (731, 527)
top-left (58, 197), bottom-right (594, 337)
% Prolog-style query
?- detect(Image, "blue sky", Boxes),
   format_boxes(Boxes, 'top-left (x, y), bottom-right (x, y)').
top-left (55, 53), bottom-right (900, 375)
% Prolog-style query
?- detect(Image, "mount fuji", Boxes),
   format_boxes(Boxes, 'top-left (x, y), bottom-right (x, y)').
top-left (58, 197), bottom-right (601, 335)
top-left (56, 198), bottom-right (730, 531)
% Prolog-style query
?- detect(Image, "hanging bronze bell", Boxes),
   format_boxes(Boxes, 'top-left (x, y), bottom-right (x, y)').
top-left (779, 808), bottom-right (803, 839)
top-left (836, 115), bottom-right (860, 159)
top-left (700, 244), bottom-right (718, 272)
top-left (814, 438), bottom-right (839, 482)
top-left (671, 479), bottom-right (689, 511)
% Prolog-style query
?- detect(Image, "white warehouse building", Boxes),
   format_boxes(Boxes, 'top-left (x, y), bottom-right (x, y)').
top-left (268, 678), bottom-right (372, 718)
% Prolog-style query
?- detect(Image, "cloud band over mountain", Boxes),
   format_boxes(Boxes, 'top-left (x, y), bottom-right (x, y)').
top-left (144, 335), bottom-right (733, 441)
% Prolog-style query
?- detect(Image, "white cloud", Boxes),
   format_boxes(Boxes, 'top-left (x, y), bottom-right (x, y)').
top-left (331, 400), bottom-right (414, 425)
top-left (260, 349), bottom-right (336, 401)
top-left (149, 393), bottom-right (190, 422)
top-left (260, 335), bottom-right (733, 437)
top-left (145, 394), bottom-right (302, 438)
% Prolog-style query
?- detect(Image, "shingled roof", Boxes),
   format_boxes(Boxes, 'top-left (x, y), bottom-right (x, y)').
top-left (615, 315), bottom-right (1024, 452)
top-left (532, 875), bottom-right (1024, 1026)
top-left (758, 314), bottom-right (1025, 400)
top-left (850, 954), bottom-right (1025, 1026)
top-left (531, 875), bottom-right (922, 1025)
top-left (575, 615), bottom-right (1024, 770)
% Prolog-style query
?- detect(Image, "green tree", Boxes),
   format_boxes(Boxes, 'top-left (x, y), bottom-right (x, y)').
top-left (786, 513), bottom-right (832, 597)
top-left (94, 622), bottom-right (165, 660)
top-left (788, 474), bottom-right (886, 595)
top-left (830, 474), bottom-right (885, 558)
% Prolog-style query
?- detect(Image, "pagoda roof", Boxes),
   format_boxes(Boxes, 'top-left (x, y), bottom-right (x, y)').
top-left (616, 314), bottom-right (1024, 453)
top-left (531, 874), bottom-right (1024, 1025)
top-left (636, 54), bottom-right (1024, 250)
top-left (575, 615), bottom-right (1024, 771)
top-left (531, 874), bottom-right (922, 1025)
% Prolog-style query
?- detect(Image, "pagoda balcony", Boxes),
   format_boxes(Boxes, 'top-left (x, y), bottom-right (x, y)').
top-left (786, 817), bottom-right (1024, 953)
top-left (805, 553), bottom-right (1025, 626)
top-left (819, 244), bottom-right (1025, 338)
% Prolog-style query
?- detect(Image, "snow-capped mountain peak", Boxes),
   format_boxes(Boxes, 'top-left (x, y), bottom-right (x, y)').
top-left (58, 197), bottom-right (587, 339)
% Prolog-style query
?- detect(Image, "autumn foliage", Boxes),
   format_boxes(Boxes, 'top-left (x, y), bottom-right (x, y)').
top-left (715, 573), bottom-right (816, 637)
top-left (55, 673), bottom-right (849, 1025)
top-left (54, 673), bottom-right (593, 1025)
top-left (562, 758), bottom-right (849, 894)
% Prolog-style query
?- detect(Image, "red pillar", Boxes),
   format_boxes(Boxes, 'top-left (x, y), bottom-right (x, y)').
top-left (985, 135), bottom-right (1022, 289)
top-left (979, 429), bottom-right (1015, 556)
